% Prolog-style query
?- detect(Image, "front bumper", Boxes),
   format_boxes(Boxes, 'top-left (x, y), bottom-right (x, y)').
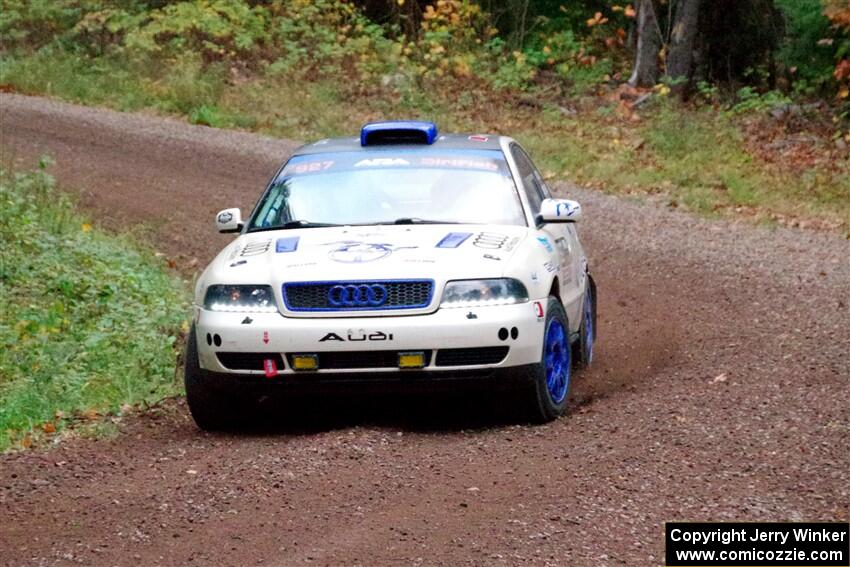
top-left (194, 301), bottom-right (546, 376)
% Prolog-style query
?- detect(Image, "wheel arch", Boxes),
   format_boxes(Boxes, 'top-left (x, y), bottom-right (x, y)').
top-left (547, 276), bottom-right (561, 303)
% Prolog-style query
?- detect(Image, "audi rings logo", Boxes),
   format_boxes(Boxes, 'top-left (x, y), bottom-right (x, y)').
top-left (328, 284), bottom-right (388, 307)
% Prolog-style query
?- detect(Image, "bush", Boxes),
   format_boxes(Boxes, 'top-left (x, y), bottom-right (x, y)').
top-left (729, 86), bottom-right (792, 113)
top-left (824, 0), bottom-right (850, 99)
top-left (266, 0), bottom-right (397, 78)
top-left (0, 163), bottom-right (188, 451)
top-left (0, 0), bottom-right (83, 49)
top-left (776, 0), bottom-right (839, 94)
top-left (123, 0), bottom-right (270, 63)
top-left (0, 0), bottom-right (629, 94)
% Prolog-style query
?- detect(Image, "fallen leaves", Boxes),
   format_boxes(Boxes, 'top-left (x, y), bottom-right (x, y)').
top-left (609, 83), bottom-right (654, 121)
top-left (586, 12), bottom-right (609, 27)
top-left (82, 408), bottom-right (100, 421)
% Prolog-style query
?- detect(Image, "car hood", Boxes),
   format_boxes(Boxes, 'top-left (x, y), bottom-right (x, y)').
top-left (200, 224), bottom-right (531, 316)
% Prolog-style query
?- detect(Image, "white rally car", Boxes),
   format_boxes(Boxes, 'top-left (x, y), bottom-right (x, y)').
top-left (185, 121), bottom-right (596, 428)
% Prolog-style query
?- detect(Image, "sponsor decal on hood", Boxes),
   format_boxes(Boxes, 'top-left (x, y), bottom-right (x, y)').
top-left (436, 232), bottom-right (473, 248)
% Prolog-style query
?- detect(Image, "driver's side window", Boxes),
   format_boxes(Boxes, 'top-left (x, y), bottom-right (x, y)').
top-left (511, 145), bottom-right (548, 216)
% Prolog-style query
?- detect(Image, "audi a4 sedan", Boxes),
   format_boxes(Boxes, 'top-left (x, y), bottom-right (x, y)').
top-left (185, 120), bottom-right (596, 428)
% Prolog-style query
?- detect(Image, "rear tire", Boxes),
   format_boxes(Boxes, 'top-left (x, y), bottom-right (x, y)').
top-left (184, 325), bottom-right (243, 431)
top-left (577, 275), bottom-right (596, 369)
top-left (522, 297), bottom-right (572, 423)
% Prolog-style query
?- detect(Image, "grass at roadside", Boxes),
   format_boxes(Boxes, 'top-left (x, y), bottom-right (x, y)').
top-left (0, 161), bottom-right (189, 451)
top-left (519, 104), bottom-right (850, 228)
top-left (2, 50), bottom-right (847, 231)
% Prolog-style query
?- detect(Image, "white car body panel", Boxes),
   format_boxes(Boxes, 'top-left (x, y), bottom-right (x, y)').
top-left (193, 134), bottom-right (590, 376)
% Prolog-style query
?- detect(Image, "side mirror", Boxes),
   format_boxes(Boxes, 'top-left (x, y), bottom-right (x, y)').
top-left (538, 198), bottom-right (581, 224)
top-left (215, 208), bottom-right (243, 233)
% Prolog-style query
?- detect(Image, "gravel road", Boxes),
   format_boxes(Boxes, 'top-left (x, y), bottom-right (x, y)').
top-left (1, 93), bottom-right (848, 567)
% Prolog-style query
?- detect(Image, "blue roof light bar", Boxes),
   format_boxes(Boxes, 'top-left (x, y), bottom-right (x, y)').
top-left (360, 120), bottom-right (439, 146)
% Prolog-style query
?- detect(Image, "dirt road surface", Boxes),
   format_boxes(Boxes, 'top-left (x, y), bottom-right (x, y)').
top-left (1, 93), bottom-right (848, 566)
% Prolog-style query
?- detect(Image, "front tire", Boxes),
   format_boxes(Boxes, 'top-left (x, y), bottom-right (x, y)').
top-left (184, 325), bottom-right (243, 431)
top-left (522, 297), bottom-right (572, 423)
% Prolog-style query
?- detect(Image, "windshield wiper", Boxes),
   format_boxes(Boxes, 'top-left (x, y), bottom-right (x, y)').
top-left (280, 220), bottom-right (342, 229)
top-left (248, 220), bottom-right (341, 232)
top-left (383, 217), bottom-right (459, 225)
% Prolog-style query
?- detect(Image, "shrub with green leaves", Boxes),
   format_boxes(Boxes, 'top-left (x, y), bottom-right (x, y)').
top-left (729, 86), bottom-right (792, 114)
top-left (0, 0), bottom-right (83, 49)
top-left (775, 0), bottom-right (840, 94)
top-left (0, 163), bottom-right (189, 451)
top-left (265, 0), bottom-right (397, 78)
top-left (0, 0), bottom-right (625, 94)
top-left (123, 0), bottom-right (270, 63)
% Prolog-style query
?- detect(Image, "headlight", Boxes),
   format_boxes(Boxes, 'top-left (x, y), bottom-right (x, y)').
top-left (440, 278), bottom-right (529, 308)
top-left (204, 285), bottom-right (278, 313)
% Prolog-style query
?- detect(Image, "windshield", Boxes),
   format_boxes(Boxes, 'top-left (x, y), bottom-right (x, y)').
top-left (248, 149), bottom-right (525, 230)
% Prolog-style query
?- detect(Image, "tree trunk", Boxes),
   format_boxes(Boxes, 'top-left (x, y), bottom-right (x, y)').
top-left (628, 0), bottom-right (661, 87)
top-left (665, 0), bottom-right (701, 91)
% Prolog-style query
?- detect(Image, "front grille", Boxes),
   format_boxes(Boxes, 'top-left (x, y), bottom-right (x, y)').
top-left (217, 352), bottom-right (284, 371)
top-left (287, 350), bottom-right (433, 370)
top-left (283, 280), bottom-right (433, 311)
top-left (435, 347), bottom-right (509, 367)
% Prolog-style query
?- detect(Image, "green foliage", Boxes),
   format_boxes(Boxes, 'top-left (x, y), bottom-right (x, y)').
top-left (728, 86), bottom-right (792, 114)
top-left (518, 98), bottom-right (848, 227)
top-left (70, 6), bottom-right (149, 56)
top-left (561, 57), bottom-right (613, 94)
top-left (695, 80), bottom-right (720, 104)
top-left (0, 163), bottom-right (188, 451)
top-left (487, 0), bottom-right (612, 48)
top-left (0, 0), bottom-right (621, 93)
top-left (0, 49), bottom-right (248, 126)
top-left (0, 0), bottom-right (83, 49)
top-left (2, 0), bottom-right (849, 99)
top-left (775, 0), bottom-right (839, 94)
top-left (266, 0), bottom-right (397, 78)
top-left (0, 48), bottom-right (149, 109)
top-left (123, 0), bottom-right (270, 62)
top-left (641, 106), bottom-right (762, 209)
top-left (154, 54), bottom-right (226, 113)
top-left (482, 39), bottom-right (537, 90)
top-left (189, 103), bottom-right (223, 127)
top-left (477, 22), bottom-right (617, 92)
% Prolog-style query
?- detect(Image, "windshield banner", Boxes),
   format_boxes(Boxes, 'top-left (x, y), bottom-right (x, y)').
top-left (278, 150), bottom-right (509, 179)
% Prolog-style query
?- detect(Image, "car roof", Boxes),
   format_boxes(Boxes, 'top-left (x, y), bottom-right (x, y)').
top-left (292, 133), bottom-right (506, 156)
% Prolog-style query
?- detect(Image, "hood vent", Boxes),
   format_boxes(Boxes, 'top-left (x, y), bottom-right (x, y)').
top-left (240, 239), bottom-right (271, 257)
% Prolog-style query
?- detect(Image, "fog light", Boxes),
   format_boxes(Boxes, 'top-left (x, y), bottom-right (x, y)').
top-left (398, 352), bottom-right (426, 369)
top-left (291, 354), bottom-right (318, 371)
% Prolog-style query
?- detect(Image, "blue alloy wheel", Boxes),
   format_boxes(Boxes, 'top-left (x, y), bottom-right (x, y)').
top-left (583, 289), bottom-right (594, 364)
top-left (544, 318), bottom-right (571, 404)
